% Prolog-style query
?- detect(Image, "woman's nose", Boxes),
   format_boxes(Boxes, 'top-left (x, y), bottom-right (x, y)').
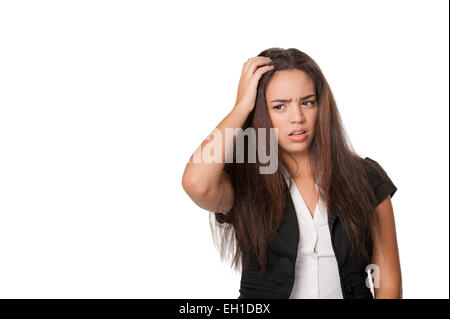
top-left (290, 104), bottom-right (305, 123)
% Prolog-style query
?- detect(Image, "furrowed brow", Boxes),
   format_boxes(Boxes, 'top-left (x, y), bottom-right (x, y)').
top-left (270, 94), bottom-right (315, 103)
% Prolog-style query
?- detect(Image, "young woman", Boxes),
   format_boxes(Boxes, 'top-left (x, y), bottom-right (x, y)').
top-left (182, 48), bottom-right (402, 299)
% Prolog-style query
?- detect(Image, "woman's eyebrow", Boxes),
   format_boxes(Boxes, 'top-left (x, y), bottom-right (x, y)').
top-left (270, 94), bottom-right (315, 103)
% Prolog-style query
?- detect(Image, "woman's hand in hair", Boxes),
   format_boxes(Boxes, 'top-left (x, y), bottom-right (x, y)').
top-left (234, 56), bottom-right (274, 114)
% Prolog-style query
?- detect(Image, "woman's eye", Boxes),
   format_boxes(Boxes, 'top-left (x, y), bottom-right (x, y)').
top-left (273, 101), bottom-right (315, 110)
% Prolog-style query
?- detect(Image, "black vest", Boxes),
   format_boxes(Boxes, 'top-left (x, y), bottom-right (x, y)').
top-left (237, 157), bottom-right (397, 299)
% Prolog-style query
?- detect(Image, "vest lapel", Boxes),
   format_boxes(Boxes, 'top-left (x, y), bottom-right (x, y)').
top-left (328, 211), bottom-right (337, 233)
top-left (277, 192), bottom-right (299, 251)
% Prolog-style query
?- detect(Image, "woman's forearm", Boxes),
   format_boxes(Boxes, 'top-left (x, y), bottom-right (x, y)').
top-left (374, 283), bottom-right (403, 299)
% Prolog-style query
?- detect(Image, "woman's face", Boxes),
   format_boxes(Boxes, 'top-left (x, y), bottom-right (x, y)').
top-left (265, 69), bottom-right (318, 156)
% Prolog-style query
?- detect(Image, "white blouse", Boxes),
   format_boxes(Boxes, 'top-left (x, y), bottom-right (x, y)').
top-left (283, 172), bottom-right (344, 299)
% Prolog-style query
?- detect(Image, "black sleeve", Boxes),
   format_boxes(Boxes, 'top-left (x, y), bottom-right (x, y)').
top-left (364, 157), bottom-right (397, 207)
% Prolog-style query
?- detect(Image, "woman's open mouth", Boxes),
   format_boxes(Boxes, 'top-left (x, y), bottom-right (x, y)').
top-left (289, 130), bottom-right (308, 142)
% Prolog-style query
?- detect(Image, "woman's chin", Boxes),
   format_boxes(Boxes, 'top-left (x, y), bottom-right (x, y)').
top-left (280, 144), bottom-right (310, 155)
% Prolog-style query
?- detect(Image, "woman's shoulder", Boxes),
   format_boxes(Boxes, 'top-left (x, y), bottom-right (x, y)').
top-left (360, 157), bottom-right (393, 185)
top-left (360, 156), bottom-right (398, 206)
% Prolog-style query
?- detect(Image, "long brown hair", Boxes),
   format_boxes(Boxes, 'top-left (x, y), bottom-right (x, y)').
top-left (209, 47), bottom-right (387, 274)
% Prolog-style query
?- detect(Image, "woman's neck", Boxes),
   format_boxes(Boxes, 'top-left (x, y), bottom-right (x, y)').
top-left (281, 150), bottom-right (313, 179)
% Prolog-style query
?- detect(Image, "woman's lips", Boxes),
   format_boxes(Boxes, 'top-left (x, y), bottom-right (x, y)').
top-left (289, 132), bottom-right (308, 142)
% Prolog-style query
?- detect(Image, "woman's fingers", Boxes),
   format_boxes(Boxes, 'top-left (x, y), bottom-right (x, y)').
top-left (234, 56), bottom-right (274, 114)
top-left (243, 56), bottom-right (272, 75)
top-left (254, 65), bottom-right (274, 79)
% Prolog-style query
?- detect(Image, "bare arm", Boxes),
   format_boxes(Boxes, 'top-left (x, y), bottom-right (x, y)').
top-left (181, 55), bottom-right (273, 214)
top-left (182, 106), bottom-right (249, 213)
top-left (371, 196), bottom-right (403, 298)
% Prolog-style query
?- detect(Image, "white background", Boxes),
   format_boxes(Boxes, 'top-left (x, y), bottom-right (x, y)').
top-left (0, 0), bottom-right (448, 299)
